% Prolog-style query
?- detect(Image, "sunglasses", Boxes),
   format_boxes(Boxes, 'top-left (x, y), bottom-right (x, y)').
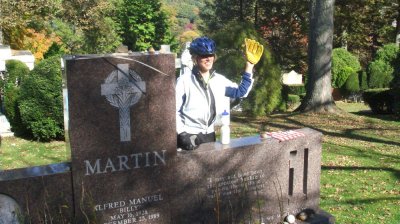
top-left (198, 54), bottom-right (215, 59)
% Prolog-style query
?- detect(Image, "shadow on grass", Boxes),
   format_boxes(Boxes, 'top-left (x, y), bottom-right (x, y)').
top-left (324, 141), bottom-right (400, 162)
top-left (343, 196), bottom-right (400, 205)
top-left (322, 194), bottom-right (400, 206)
top-left (352, 110), bottom-right (399, 123)
top-left (321, 165), bottom-right (400, 180)
top-left (234, 112), bottom-right (400, 148)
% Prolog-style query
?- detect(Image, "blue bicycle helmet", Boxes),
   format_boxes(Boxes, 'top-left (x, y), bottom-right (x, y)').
top-left (189, 36), bottom-right (216, 56)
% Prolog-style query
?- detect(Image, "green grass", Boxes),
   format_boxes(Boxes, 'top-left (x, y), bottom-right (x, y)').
top-left (230, 102), bottom-right (400, 224)
top-left (1, 102), bottom-right (399, 223)
top-left (335, 101), bottom-right (370, 113)
top-left (0, 138), bottom-right (67, 170)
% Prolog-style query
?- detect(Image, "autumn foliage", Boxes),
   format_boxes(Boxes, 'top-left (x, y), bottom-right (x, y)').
top-left (23, 29), bottom-right (61, 61)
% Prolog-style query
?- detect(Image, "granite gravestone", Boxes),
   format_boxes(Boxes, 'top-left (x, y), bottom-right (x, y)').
top-left (168, 128), bottom-right (334, 224)
top-left (64, 53), bottom-right (176, 223)
top-left (0, 163), bottom-right (73, 223)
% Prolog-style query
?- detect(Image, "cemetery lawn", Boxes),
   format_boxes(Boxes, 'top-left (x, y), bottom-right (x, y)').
top-left (0, 138), bottom-right (67, 170)
top-left (0, 102), bottom-right (398, 223)
top-left (231, 101), bottom-right (400, 224)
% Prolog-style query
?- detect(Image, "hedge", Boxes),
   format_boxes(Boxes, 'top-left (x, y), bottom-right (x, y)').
top-left (332, 48), bottom-right (361, 88)
top-left (343, 70), bottom-right (360, 95)
top-left (3, 60), bottom-right (30, 136)
top-left (368, 60), bottom-right (394, 88)
top-left (363, 89), bottom-right (394, 114)
top-left (18, 56), bottom-right (64, 141)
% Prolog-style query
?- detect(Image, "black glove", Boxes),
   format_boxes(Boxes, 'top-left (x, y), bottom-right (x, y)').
top-left (177, 132), bottom-right (198, 150)
top-left (196, 132), bottom-right (215, 144)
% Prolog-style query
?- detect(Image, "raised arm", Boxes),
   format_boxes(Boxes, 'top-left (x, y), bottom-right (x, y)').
top-left (225, 39), bottom-right (264, 98)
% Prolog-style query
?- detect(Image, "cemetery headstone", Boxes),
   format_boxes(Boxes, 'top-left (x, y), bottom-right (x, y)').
top-left (64, 53), bottom-right (176, 223)
top-left (0, 162), bottom-right (73, 223)
top-left (167, 128), bottom-right (334, 224)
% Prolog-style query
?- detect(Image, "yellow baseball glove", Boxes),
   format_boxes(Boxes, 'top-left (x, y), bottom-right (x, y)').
top-left (245, 38), bottom-right (264, 64)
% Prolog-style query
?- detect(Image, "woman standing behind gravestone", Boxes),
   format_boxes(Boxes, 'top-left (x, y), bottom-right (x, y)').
top-left (176, 36), bottom-right (263, 150)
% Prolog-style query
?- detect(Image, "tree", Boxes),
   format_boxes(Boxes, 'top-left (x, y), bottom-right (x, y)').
top-left (116, 0), bottom-right (173, 51)
top-left (297, 0), bottom-right (337, 113)
top-left (50, 18), bottom-right (85, 54)
top-left (396, 1), bottom-right (400, 46)
top-left (162, 0), bottom-right (206, 36)
top-left (200, 0), bottom-right (309, 74)
top-left (0, 0), bottom-right (60, 49)
top-left (334, 0), bottom-right (397, 67)
top-left (61, 0), bottom-right (121, 54)
top-left (367, 44), bottom-right (398, 88)
top-left (258, 0), bottom-right (309, 74)
top-left (23, 29), bottom-right (61, 61)
top-left (179, 30), bottom-right (201, 45)
top-left (200, 0), bottom-right (258, 34)
top-left (162, 4), bottom-right (181, 35)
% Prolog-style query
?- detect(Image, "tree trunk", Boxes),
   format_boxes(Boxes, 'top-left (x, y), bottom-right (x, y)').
top-left (0, 4), bottom-right (3, 45)
top-left (396, 1), bottom-right (400, 46)
top-left (240, 0), bottom-right (244, 21)
top-left (297, 0), bottom-right (338, 113)
top-left (255, 0), bottom-right (258, 27)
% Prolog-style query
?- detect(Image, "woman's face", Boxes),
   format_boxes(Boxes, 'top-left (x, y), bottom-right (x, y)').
top-left (196, 54), bottom-right (215, 73)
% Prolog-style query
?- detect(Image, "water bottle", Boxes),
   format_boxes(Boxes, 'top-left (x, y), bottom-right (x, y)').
top-left (220, 110), bottom-right (230, 144)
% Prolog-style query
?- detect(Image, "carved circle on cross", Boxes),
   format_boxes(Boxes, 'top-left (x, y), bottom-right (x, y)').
top-left (104, 69), bottom-right (143, 108)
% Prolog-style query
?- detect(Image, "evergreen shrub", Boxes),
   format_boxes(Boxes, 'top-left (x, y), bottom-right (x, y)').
top-left (363, 89), bottom-right (394, 114)
top-left (343, 70), bottom-right (360, 95)
top-left (18, 56), bottom-right (64, 141)
top-left (368, 60), bottom-right (394, 88)
top-left (332, 48), bottom-right (361, 88)
top-left (3, 60), bottom-right (29, 135)
top-left (367, 44), bottom-right (398, 90)
top-left (212, 21), bottom-right (282, 116)
top-left (359, 71), bottom-right (368, 90)
top-left (276, 94), bottom-right (288, 112)
top-left (375, 44), bottom-right (398, 66)
top-left (287, 94), bottom-right (301, 110)
top-left (278, 86), bottom-right (289, 112)
top-left (280, 85), bottom-right (304, 111)
top-left (285, 84), bottom-right (306, 95)
top-left (44, 42), bottom-right (65, 59)
top-left (392, 52), bottom-right (400, 116)
top-left (3, 60), bottom-right (28, 86)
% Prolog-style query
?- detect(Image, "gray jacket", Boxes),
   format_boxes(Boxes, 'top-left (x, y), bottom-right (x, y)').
top-left (176, 67), bottom-right (254, 134)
